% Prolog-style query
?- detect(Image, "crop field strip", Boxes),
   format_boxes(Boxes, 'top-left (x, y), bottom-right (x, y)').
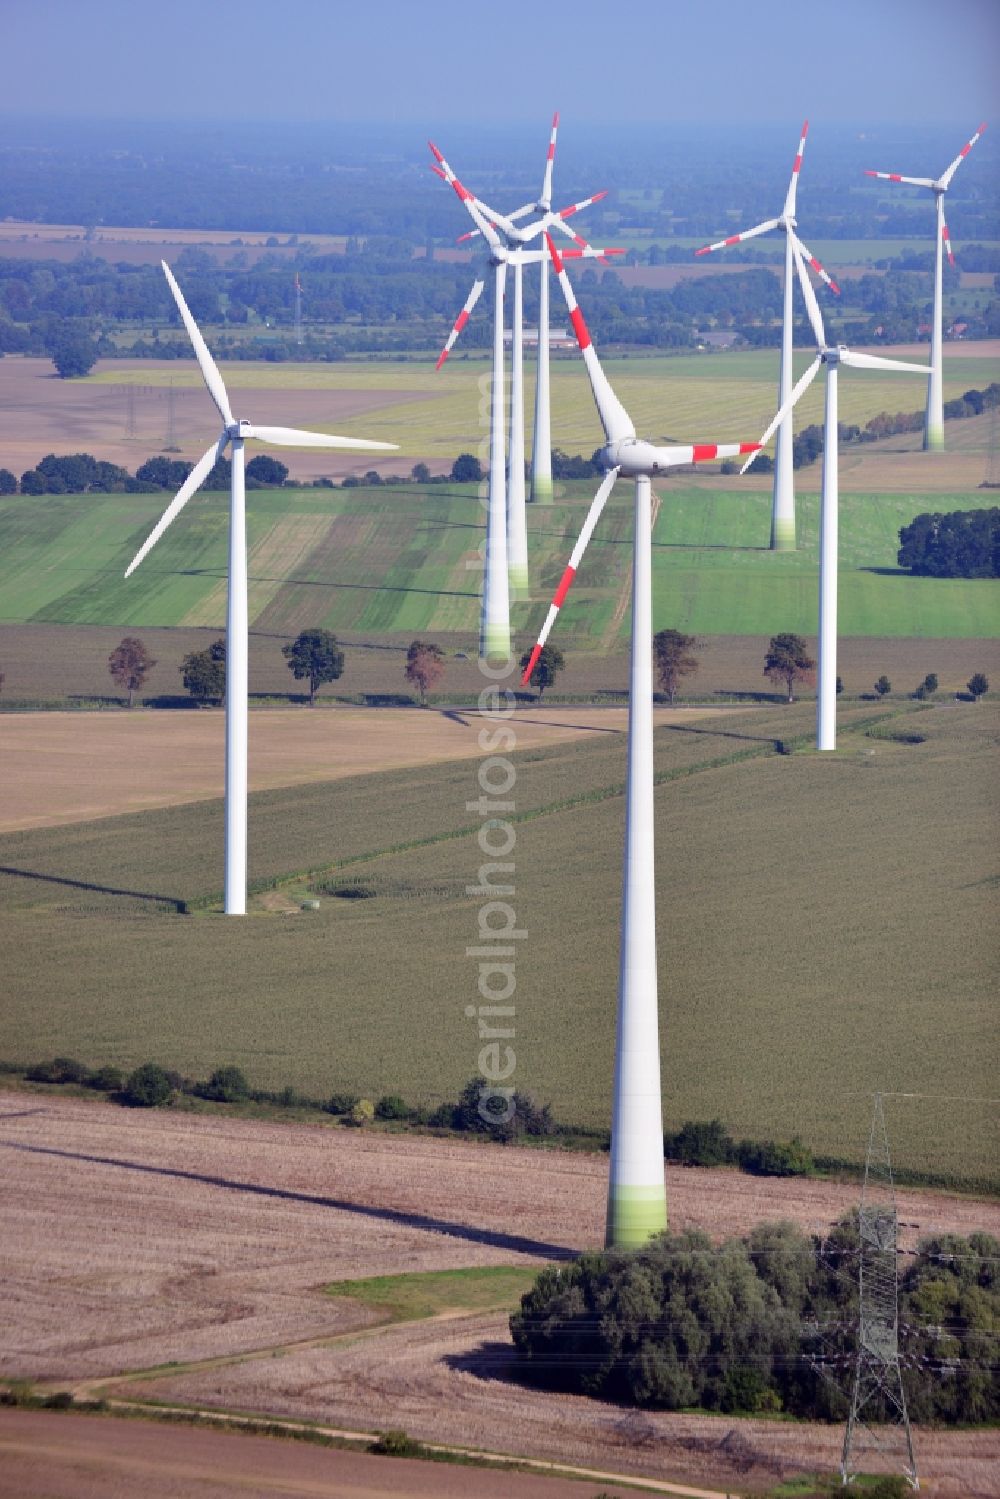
top-left (1, 702), bottom-right (995, 1183)
top-left (75, 346), bottom-right (1000, 463)
top-left (2, 482), bottom-right (998, 644)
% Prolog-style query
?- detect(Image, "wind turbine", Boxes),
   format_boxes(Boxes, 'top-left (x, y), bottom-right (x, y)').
top-left (522, 235), bottom-right (760, 1249)
top-left (126, 261), bottom-right (396, 915)
top-left (448, 113), bottom-right (612, 509)
top-left (431, 146), bottom-right (619, 642)
top-left (739, 238), bottom-right (927, 752)
top-left (695, 121), bottom-right (840, 552)
top-left (865, 123), bottom-right (987, 451)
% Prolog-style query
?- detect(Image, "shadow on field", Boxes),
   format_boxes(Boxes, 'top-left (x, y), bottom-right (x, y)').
top-left (444, 1340), bottom-right (521, 1384)
top-left (659, 723), bottom-right (784, 749)
top-left (0, 866), bottom-right (186, 913)
top-left (0, 1140), bottom-right (578, 1261)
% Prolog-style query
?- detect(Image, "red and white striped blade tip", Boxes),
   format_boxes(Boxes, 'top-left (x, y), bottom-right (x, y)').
top-left (521, 644), bottom-right (543, 687)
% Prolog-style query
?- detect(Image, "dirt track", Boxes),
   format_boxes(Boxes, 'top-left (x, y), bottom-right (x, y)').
top-left (0, 704), bottom-right (735, 832)
top-left (1, 1092), bottom-right (997, 1494)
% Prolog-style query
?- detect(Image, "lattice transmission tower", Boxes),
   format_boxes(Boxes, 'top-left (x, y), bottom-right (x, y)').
top-left (841, 1093), bottom-right (918, 1489)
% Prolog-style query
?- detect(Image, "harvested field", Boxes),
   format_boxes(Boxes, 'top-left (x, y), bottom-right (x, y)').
top-left (0, 1410), bottom-right (648, 1499)
top-left (0, 704), bottom-right (733, 832)
top-left (1, 1095), bottom-right (997, 1494)
top-left (0, 358), bottom-right (428, 484)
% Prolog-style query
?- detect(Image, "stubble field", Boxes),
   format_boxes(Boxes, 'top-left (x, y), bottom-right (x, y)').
top-left (2, 1093), bottom-right (998, 1495)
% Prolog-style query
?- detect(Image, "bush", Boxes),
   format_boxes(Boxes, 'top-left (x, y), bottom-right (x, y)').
top-left (426, 1101), bottom-right (457, 1128)
top-left (325, 1090), bottom-right (360, 1116)
top-left (198, 1065), bottom-right (249, 1103)
top-left (25, 1057), bottom-right (89, 1085)
top-left (664, 1118), bottom-right (734, 1167)
top-left (85, 1065), bottom-right (124, 1092)
top-left (369, 1429), bottom-right (426, 1456)
top-left (374, 1093), bottom-right (411, 1121)
top-left (122, 1062), bottom-right (173, 1108)
top-left (346, 1098), bottom-right (375, 1127)
top-left (736, 1137), bottom-right (814, 1177)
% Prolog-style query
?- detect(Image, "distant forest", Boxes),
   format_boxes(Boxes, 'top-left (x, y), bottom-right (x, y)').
top-left (0, 117), bottom-right (996, 360)
top-left (1, 118), bottom-right (997, 242)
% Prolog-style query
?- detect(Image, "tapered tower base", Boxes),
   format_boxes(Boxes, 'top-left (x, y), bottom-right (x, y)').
top-left (480, 623), bottom-right (511, 661)
top-left (606, 1182), bottom-right (668, 1249)
top-left (530, 474), bottom-right (554, 506)
top-left (923, 423), bottom-right (944, 453)
top-left (770, 515), bottom-right (796, 551)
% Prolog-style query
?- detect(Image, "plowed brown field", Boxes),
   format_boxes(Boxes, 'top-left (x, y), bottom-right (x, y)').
top-left (2, 1093), bottom-right (997, 1494)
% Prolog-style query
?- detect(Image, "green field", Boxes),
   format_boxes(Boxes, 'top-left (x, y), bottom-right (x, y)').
top-left (1, 701), bottom-right (996, 1186)
top-left (1, 481), bottom-right (997, 645)
top-left (82, 346), bottom-right (1000, 463)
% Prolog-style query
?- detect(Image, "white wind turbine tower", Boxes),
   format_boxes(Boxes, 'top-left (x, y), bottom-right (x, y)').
top-left (430, 145), bottom-right (619, 646)
top-left (696, 122), bottom-right (840, 551)
top-left (523, 234), bottom-right (760, 1248)
top-left (739, 239), bottom-right (927, 752)
top-left (126, 262), bottom-right (396, 915)
top-left (865, 123), bottom-right (987, 451)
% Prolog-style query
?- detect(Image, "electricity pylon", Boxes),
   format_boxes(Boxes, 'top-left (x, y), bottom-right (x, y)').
top-left (841, 1093), bottom-right (918, 1490)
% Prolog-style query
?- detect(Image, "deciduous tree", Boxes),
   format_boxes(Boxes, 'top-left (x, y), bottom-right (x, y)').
top-left (282, 628), bottom-right (344, 705)
top-left (181, 639), bottom-right (225, 705)
top-left (763, 633), bottom-right (815, 703)
top-left (874, 675), bottom-right (892, 698)
top-left (967, 672), bottom-right (989, 700)
top-left (107, 636), bottom-right (156, 707)
top-left (450, 453), bottom-right (482, 483)
top-left (520, 642), bottom-right (564, 699)
top-left (405, 639), bottom-right (446, 703)
top-left (653, 628), bottom-right (699, 704)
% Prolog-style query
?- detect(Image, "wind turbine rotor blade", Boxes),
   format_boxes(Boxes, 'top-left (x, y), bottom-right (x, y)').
top-left (783, 119), bottom-right (809, 218)
top-left (161, 261), bottom-right (233, 427)
top-left (247, 425), bottom-right (397, 450)
top-left (546, 233), bottom-right (635, 445)
top-left (653, 441), bottom-right (762, 467)
top-left (540, 110), bottom-right (559, 206)
top-left (939, 122), bottom-right (987, 190)
top-left (839, 350), bottom-right (930, 376)
top-left (519, 192), bottom-right (608, 245)
top-left (694, 219), bottom-right (780, 257)
top-left (863, 170), bottom-right (935, 188)
top-left (427, 143), bottom-right (504, 249)
top-left (521, 466), bottom-right (620, 685)
top-left (790, 235), bottom-right (827, 348)
top-left (941, 219), bottom-right (956, 268)
top-left (739, 356), bottom-right (823, 474)
top-left (792, 235), bottom-right (841, 295)
top-left (561, 246), bottom-right (625, 260)
top-left (124, 440), bottom-right (221, 577)
top-left (436, 279), bottom-right (486, 369)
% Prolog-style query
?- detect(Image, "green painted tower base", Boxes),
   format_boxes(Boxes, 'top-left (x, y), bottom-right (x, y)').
top-left (530, 476), bottom-right (554, 506)
top-left (923, 423), bottom-right (944, 453)
top-left (770, 515), bottom-right (796, 551)
top-left (605, 1182), bottom-right (668, 1249)
top-left (508, 564), bottom-right (529, 601)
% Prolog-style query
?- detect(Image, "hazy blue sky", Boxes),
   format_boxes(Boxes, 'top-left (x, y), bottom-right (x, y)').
top-left (4, 0), bottom-right (998, 126)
